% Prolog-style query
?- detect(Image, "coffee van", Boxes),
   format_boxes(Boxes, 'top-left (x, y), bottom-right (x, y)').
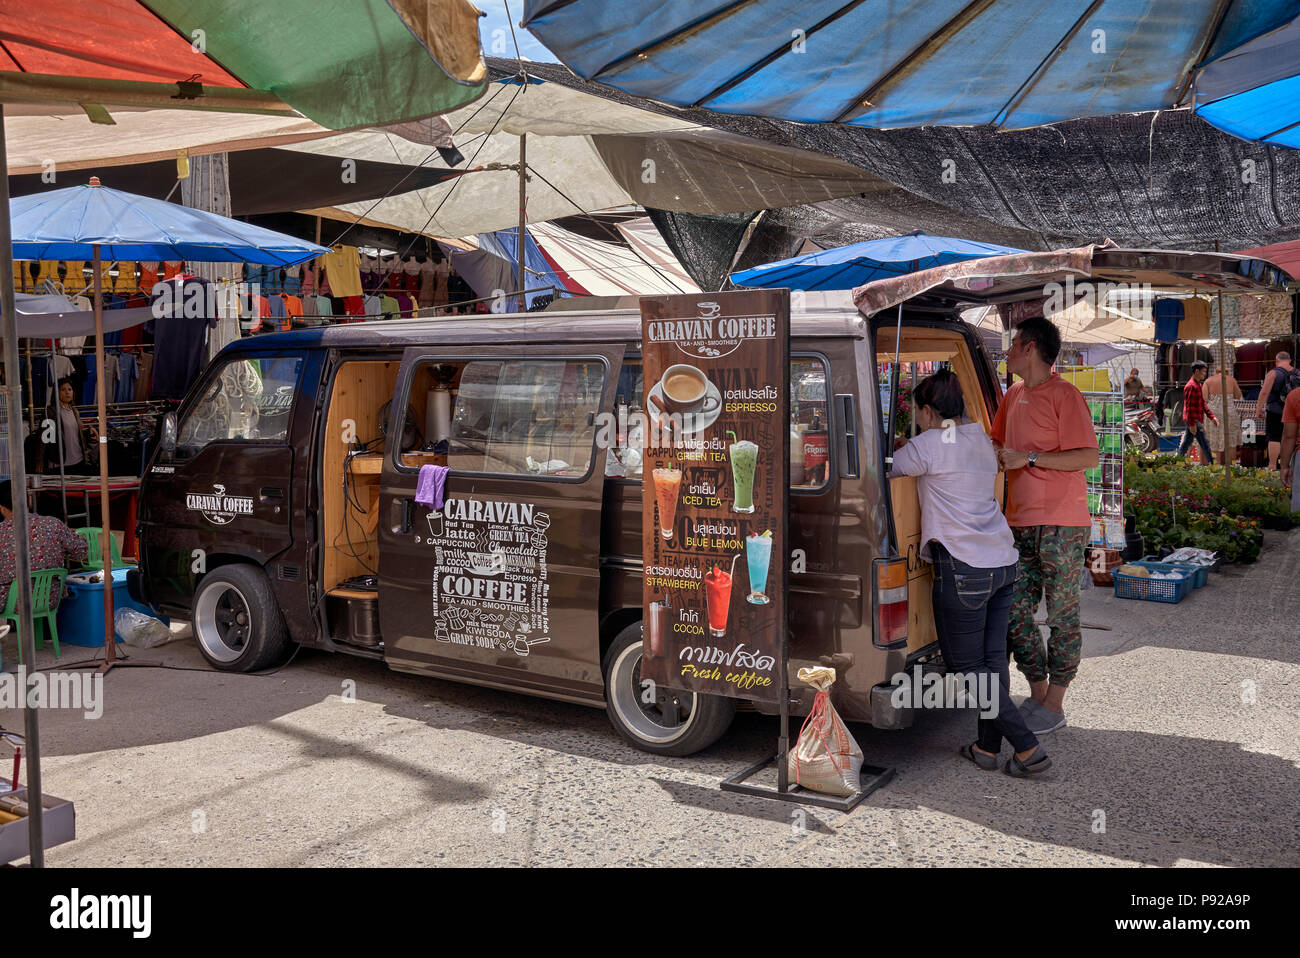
top-left (130, 248), bottom-right (1287, 755)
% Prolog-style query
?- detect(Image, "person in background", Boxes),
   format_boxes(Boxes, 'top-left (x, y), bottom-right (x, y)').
top-left (1203, 361), bottom-right (1243, 466)
top-left (0, 479), bottom-right (89, 612)
top-left (40, 378), bottom-right (97, 476)
top-left (1256, 352), bottom-right (1296, 471)
top-left (1280, 382), bottom-right (1300, 491)
top-left (1177, 361), bottom-right (1217, 465)
top-left (992, 317), bottom-right (1099, 737)
top-left (1123, 368), bottom-right (1149, 402)
top-left (891, 370), bottom-right (1049, 777)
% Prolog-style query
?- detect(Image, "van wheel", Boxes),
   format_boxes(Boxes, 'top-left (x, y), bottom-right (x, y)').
top-left (192, 565), bottom-right (290, 672)
top-left (602, 622), bottom-right (735, 756)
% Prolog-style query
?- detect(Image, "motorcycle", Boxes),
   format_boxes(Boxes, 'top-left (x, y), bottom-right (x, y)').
top-left (1124, 400), bottom-right (1160, 455)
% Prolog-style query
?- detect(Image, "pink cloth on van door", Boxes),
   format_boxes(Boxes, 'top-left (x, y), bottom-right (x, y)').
top-left (416, 464), bottom-right (449, 509)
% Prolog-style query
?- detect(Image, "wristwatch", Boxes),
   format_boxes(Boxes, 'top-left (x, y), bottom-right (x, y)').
top-left (1027, 451), bottom-right (1038, 467)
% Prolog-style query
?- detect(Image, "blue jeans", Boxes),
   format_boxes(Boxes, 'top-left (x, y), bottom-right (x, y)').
top-left (1177, 424), bottom-right (1213, 463)
top-left (930, 543), bottom-right (1038, 755)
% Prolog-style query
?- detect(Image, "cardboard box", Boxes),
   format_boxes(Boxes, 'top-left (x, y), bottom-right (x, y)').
top-left (0, 788), bottom-right (75, 863)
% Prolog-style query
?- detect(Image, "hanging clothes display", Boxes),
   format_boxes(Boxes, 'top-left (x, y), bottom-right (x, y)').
top-left (135, 352), bottom-right (154, 401)
top-left (139, 261), bottom-right (160, 295)
top-left (318, 245), bottom-right (363, 298)
top-left (114, 352), bottom-right (139, 402)
top-left (151, 277), bottom-right (217, 400)
top-left (1179, 297), bottom-right (1211, 339)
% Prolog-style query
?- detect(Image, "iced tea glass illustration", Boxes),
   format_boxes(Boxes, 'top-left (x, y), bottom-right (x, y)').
top-left (729, 440), bottom-right (758, 514)
top-left (745, 532), bottom-right (772, 605)
top-left (652, 466), bottom-right (682, 540)
top-left (704, 565), bottom-right (733, 639)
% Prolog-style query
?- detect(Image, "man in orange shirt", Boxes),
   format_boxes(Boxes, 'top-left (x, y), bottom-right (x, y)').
top-left (991, 317), bottom-right (1099, 736)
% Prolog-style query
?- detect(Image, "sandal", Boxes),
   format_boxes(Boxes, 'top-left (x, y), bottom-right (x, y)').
top-left (959, 743), bottom-right (999, 771)
top-left (1003, 748), bottom-right (1052, 778)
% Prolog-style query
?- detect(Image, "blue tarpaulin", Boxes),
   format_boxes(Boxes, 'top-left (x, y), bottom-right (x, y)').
top-left (523, 0), bottom-right (1300, 129)
top-left (1195, 14), bottom-right (1300, 147)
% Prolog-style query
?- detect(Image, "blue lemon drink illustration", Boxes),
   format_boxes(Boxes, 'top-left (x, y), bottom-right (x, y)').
top-left (746, 530), bottom-right (772, 605)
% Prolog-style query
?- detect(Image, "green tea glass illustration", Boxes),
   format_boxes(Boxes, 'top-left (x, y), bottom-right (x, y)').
top-left (728, 431), bottom-right (757, 514)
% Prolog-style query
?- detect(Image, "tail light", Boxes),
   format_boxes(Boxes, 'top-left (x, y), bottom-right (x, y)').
top-left (872, 557), bottom-right (909, 649)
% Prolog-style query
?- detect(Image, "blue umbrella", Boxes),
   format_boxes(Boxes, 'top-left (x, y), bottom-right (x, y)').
top-left (1194, 15), bottom-right (1300, 148)
top-left (4, 177), bottom-right (328, 663)
top-left (523, 0), bottom-right (1300, 129)
top-left (9, 180), bottom-right (327, 264)
top-left (730, 231), bottom-right (1025, 290)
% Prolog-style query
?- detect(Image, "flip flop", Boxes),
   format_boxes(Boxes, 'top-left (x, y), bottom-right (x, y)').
top-left (1003, 749), bottom-right (1052, 778)
top-left (959, 743), bottom-right (999, 771)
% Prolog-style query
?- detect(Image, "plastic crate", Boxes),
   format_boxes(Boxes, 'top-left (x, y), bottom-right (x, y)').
top-left (1138, 556), bottom-right (1208, 589)
top-left (1113, 567), bottom-right (1193, 604)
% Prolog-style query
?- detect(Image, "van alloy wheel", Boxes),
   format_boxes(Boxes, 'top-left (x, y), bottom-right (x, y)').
top-left (191, 564), bottom-right (291, 672)
top-left (601, 623), bottom-right (736, 756)
top-left (195, 582), bottom-right (252, 663)
top-left (608, 641), bottom-right (700, 745)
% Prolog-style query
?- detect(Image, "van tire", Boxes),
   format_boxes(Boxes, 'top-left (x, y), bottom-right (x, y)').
top-left (192, 565), bottom-right (290, 672)
top-left (602, 622), bottom-right (735, 756)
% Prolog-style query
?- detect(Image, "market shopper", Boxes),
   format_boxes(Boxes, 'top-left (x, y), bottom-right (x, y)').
top-left (991, 317), bottom-right (1099, 736)
top-left (0, 479), bottom-right (89, 611)
top-left (1203, 362), bottom-right (1243, 465)
top-left (891, 370), bottom-right (1049, 776)
top-left (1255, 352), bottom-right (1297, 471)
top-left (1177, 361), bottom-right (1218, 465)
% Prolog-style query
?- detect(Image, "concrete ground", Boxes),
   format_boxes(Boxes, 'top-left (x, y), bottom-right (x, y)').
top-left (3, 531), bottom-right (1297, 867)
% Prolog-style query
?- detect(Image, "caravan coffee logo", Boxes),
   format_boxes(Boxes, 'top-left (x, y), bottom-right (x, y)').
top-left (645, 300), bottom-right (778, 360)
top-left (185, 483), bottom-right (254, 525)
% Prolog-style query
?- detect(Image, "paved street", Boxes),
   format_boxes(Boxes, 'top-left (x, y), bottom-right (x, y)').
top-left (5, 530), bottom-right (1297, 867)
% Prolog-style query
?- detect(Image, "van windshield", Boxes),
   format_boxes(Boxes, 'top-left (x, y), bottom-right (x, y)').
top-left (175, 356), bottom-right (303, 455)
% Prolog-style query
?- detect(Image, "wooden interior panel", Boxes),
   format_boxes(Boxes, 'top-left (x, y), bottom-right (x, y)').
top-left (890, 475), bottom-right (938, 655)
top-left (323, 361), bottom-right (400, 590)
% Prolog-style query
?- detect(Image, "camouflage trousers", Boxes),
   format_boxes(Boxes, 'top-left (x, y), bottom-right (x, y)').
top-left (1008, 525), bottom-right (1089, 687)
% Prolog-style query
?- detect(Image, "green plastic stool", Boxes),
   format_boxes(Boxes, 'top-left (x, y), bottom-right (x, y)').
top-left (1, 567), bottom-right (68, 662)
top-left (73, 527), bottom-right (131, 568)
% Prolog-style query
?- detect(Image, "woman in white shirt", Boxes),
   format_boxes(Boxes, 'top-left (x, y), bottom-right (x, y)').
top-left (891, 370), bottom-right (1050, 778)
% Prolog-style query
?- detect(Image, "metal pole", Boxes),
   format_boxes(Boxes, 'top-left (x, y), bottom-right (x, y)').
top-left (0, 102), bottom-right (45, 866)
top-left (1213, 241), bottom-right (1231, 483)
top-left (91, 245), bottom-right (116, 661)
top-left (516, 133), bottom-right (526, 313)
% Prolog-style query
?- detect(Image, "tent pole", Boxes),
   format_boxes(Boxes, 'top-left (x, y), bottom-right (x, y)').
top-left (1213, 241), bottom-right (1231, 483)
top-left (92, 245), bottom-right (116, 664)
top-left (0, 101), bottom-right (46, 867)
top-left (516, 133), bottom-right (526, 312)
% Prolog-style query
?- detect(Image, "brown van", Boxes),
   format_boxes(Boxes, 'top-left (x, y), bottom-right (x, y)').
top-left (130, 247), bottom-right (1288, 755)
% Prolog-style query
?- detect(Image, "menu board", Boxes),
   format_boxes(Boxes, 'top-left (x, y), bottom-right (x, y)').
top-left (639, 290), bottom-right (789, 704)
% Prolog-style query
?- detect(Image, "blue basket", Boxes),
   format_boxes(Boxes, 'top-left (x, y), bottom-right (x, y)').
top-left (1113, 566), bottom-right (1193, 604)
top-left (1138, 556), bottom-right (1208, 588)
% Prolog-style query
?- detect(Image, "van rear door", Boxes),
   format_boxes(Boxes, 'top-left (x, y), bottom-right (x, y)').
top-left (872, 314), bottom-right (1003, 656)
top-left (378, 344), bottom-right (624, 704)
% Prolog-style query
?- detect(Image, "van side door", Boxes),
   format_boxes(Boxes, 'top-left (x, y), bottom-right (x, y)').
top-left (378, 345), bottom-right (624, 704)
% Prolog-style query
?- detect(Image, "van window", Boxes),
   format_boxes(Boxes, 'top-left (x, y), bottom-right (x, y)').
top-left (402, 358), bottom-right (605, 478)
top-left (608, 355), bottom-right (832, 490)
top-left (175, 356), bottom-right (302, 455)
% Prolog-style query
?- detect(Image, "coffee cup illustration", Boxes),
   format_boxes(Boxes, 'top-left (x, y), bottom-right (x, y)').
top-left (657, 364), bottom-right (720, 416)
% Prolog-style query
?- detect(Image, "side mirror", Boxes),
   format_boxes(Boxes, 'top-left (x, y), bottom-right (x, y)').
top-left (160, 412), bottom-right (177, 454)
